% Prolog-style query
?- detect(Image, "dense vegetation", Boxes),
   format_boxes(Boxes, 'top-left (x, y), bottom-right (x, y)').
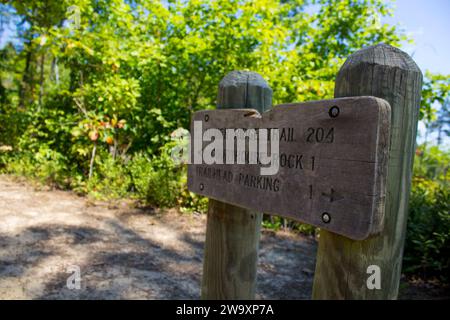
top-left (0, 0), bottom-right (448, 282)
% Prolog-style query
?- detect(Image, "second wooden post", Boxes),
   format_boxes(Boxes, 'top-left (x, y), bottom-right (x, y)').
top-left (312, 43), bottom-right (423, 299)
top-left (201, 71), bottom-right (272, 299)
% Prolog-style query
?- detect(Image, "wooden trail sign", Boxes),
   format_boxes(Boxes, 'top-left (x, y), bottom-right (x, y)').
top-left (188, 96), bottom-right (391, 240)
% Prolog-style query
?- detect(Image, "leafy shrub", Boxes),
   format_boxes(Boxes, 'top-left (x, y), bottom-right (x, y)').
top-left (262, 215), bottom-right (284, 231)
top-left (294, 223), bottom-right (317, 237)
top-left (33, 146), bottom-right (70, 187)
top-left (179, 188), bottom-right (209, 214)
top-left (2, 146), bottom-right (69, 188)
top-left (262, 215), bottom-right (317, 236)
top-left (403, 145), bottom-right (450, 281)
top-left (86, 154), bottom-right (132, 199)
top-left (129, 143), bottom-right (185, 207)
top-left (2, 152), bottom-right (36, 177)
top-left (404, 179), bottom-right (449, 281)
top-left (414, 145), bottom-right (450, 180)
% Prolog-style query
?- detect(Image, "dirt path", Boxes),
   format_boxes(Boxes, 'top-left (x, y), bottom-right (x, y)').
top-left (1, 175), bottom-right (446, 300)
top-left (0, 175), bottom-right (316, 299)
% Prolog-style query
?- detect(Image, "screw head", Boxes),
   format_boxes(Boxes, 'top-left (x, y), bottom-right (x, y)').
top-left (329, 106), bottom-right (339, 118)
top-left (199, 183), bottom-right (204, 191)
top-left (322, 212), bottom-right (331, 223)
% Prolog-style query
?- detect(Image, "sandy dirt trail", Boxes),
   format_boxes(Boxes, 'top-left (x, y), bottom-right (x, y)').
top-left (0, 175), bottom-right (316, 299)
top-left (0, 175), bottom-right (444, 299)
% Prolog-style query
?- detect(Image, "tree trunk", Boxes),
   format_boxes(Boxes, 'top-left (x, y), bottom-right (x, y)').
top-left (89, 141), bottom-right (97, 180)
top-left (38, 52), bottom-right (45, 109)
top-left (19, 43), bottom-right (34, 109)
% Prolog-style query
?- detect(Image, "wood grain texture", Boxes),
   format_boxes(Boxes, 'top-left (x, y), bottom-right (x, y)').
top-left (312, 44), bottom-right (423, 299)
top-left (201, 71), bottom-right (272, 299)
top-left (188, 96), bottom-right (391, 240)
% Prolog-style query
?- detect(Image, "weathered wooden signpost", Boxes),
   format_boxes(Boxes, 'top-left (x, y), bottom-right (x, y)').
top-left (199, 71), bottom-right (272, 299)
top-left (313, 44), bottom-right (422, 299)
top-left (188, 43), bottom-right (422, 299)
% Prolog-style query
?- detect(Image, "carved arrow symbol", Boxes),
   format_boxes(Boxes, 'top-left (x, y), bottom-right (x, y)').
top-left (321, 188), bottom-right (343, 202)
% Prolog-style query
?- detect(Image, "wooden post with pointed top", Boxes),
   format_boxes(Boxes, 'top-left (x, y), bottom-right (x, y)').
top-left (312, 44), bottom-right (423, 299)
top-left (201, 71), bottom-right (272, 299)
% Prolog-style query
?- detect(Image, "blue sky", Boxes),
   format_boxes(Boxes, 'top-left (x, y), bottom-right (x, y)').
top-left (383, 0), bottom-right (450, 146)
top-left (382, 0), bottom-right (450, 75)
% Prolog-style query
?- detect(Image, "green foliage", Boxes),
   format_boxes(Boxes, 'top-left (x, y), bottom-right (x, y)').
top-left (1, 0), bottom-right (409, 150)
top-left (128, 143), bottom-right (185, 207)
top-left (421, 72), bottom-right (450, 123)
top-left (414, 145), bottom-right (450, 181)
top-left (262, 215), bottom-right (284, 231)
top-left (4, 0), bottom-right (444, 153)
top-left (179, 190), bottom-right (209, 214)
top-left (295, 223), bottom-right (317, 237)
top-left (0, 0), bottom-right (409, 197)
top-left (403, 145), bottom-right (450, 281)
top-left (85, 154), bottom-right (132, 199)
top-left (406, 179), bottom-right (449, 281)
top-left (78, 75), bottom-right (140, 119)
top-left (262, 215), bottom-right (317, 236)
top-left (2, 146), bottom-right (69, 187)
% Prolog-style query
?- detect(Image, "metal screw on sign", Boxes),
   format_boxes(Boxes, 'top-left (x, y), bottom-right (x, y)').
top-left (322, 212), bottom-right (331, 223)
top-left (329, 106), bottom-right (340, 118)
